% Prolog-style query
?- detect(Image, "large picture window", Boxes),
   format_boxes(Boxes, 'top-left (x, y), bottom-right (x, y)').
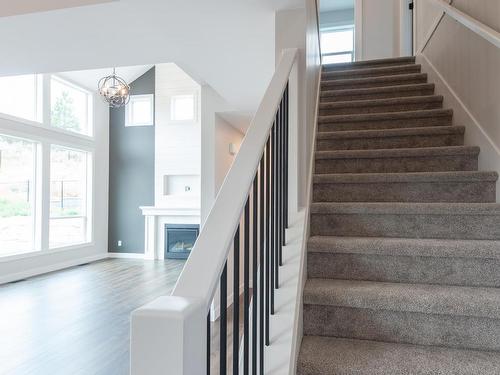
top-left (0, 135), bottom-right (36, 256)
top-left (321, 26), bottom-right (355, 64)
top-left (51, 77), bottom-right (92, 136)
top-left (49, 145), bottom-right (90, 249)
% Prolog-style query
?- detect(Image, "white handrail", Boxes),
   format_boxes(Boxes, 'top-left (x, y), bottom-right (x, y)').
top-left (172, 48), bottom-right (298, 308)
top-left (427, 0), bottom-right (500, 49)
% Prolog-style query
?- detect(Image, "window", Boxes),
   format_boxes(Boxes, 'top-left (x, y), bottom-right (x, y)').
top-left (49, 145), bottom-right (90, 249)
top-left (321, 26), bottom-right (354, 64)
top-left (125, 94), bottom-right (154, 126)
top-left (0, 135), bottom-right (36, 256)
top-left (0, 74), bottom-right (42, 122)
top-left (51, 77), bottom-right (92, 136)
top-left (170, 94), bottom-right (195, 121)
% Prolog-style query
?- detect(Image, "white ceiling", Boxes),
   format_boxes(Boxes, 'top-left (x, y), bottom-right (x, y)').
top-left (320, 0), bottom-right (354, 12)
top-left (58, 64), bottom-right (153, 91)
top-left (0, 0), bottom-right (279, 112)
top-left (0, 0), bottom-right (117, 17)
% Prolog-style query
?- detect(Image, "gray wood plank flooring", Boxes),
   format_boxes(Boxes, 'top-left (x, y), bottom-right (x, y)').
top-left (0, 258), bottom-right (185, 375)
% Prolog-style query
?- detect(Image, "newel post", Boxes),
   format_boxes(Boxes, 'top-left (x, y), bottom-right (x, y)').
top-left (131, 296), bottom-right (206, 375)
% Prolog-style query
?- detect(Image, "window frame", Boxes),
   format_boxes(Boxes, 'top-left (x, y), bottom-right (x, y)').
top-left (320, 25), bottom-right (355, 63)
top-left (0, 73), bottom-right (96, 261)
top-left (170, 93), bottom-right (197, 123)
top-left (50, 75), bottom-right (94, 137)
top-left (125, 94), bottom-right (154, 127)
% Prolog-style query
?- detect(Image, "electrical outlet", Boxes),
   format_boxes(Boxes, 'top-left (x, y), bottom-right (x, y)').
top-left (117, 240), bottom-right (122, 247)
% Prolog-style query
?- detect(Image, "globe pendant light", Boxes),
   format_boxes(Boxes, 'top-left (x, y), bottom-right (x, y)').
top-left (98, 68), bottom-right (130, 108)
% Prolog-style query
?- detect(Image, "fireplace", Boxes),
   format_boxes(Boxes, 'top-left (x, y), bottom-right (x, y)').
top-left (164, 224), bottom-right (199, 259)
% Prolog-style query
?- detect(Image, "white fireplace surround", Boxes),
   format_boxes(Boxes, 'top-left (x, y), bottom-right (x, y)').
top-left (140, 207), bottom-right (200, 260)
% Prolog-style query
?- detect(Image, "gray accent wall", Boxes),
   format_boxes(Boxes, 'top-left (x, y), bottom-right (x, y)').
top-left (108, 67), bottom-right (155, 253)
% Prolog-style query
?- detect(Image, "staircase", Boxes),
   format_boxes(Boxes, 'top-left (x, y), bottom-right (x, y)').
top-left (298, 56), bottom-right (500, 374)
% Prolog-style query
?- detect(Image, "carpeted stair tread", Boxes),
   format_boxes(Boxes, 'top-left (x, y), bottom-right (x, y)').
top-left (311, 202), bottom-right (500, 215)
top-left (313, 171), bottom-right (497, 183)
top-left (308, 236), bottom-right (500, 259)
top-left (310, 202), bottom-right (500, 239)
top-left (303, 278), bottom-right (500, 319)
top-left (320, 83), bottom-right (435, 102)
top-left (319, 95), bottom-right (443, 115)
top-left (321, 64), bottom-right (421, 80)
top-left (317, 125), bottom-right (463, 141)
top-left (318, 109), bottom-right (453, 124)
top-left (315, 145), bottom-right (479, 160)
top-left (321, 73), bottom-right (428, 90)
top-left (322, 56), bottom-right (416, 72)
top-left (298, 336), bottom-right (500, 375)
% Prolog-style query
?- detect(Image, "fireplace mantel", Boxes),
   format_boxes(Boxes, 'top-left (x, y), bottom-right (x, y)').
top-left (140, 206), bottom-right (201, 260)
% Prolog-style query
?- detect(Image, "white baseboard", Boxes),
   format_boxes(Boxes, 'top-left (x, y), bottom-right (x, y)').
top-left (0, 253), bottom-right (108, 285)
top-left (417, 53), bottom-right (500, 202)
top-left (108, 252), bottom-right (145, 259)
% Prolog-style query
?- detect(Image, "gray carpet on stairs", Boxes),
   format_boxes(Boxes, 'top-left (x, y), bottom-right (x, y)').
top-left (298, 56), bottom-right (500, 374)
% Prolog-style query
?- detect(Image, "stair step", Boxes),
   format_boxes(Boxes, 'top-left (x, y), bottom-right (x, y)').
top-left (298, 336), bottom-right (500, 375)
top-left (310, 202), bottom-right (500, 239)
top-left (316, 126), bottom-right (464, 151)
top-left (315, 146), bottom-right (479, 174)
top-left (321, 83), bottom-right (435, 102)
top-left (322, 64), bottom-right (421, 80)
top-left (313, 171), bottom-right (497, 203)
top-left (322, 56), bottom-right (416, 72)
top-left (303, 279), bottom-right (500, 351)
top-left (321, 73), bottom-right (427, 90)
top-left (318, 109), bottom-right (453, 132)
top-left (319, 95), bottom-right (443, 116)
top-left (308, 236), bottom-right (500, 287)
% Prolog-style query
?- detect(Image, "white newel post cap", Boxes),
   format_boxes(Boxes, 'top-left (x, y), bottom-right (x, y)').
top-left (131, 296), bottom-right (206, 375)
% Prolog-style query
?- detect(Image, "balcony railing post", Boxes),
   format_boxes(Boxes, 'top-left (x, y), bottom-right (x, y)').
top-left (131, 296), bottom-right (206, 375)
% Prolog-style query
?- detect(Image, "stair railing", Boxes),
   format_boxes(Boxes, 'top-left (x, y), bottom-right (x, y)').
top-left (418, 0), bottom-right (500, 53)
top-left (130, 48), bottom-right (299, 375)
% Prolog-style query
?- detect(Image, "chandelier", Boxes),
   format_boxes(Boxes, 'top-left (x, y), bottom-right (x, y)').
top-left (98, 68), bottom-right (130, 108)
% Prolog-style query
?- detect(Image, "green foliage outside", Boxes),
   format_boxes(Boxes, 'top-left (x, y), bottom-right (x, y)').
top-left (0, 198), bottom-right (29, 217)
top-left (51, 91), bottom-right (81, 132)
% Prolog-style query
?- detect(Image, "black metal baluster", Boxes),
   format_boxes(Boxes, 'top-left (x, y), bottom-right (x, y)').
top-left (244, 199), bottom-right (250, 375)
top-left (278, 96), bottom-right (284, 266)
top-left (259, 155), bottom-right (265, 372)
top-left (274, 112), bottom-right (280, 285)
top-left (252, 175), bottom-right (258, 375)
top-left (270, 125), bottom-right (275, 313)
top-left (284, 84), bottom-right (289, 230)
top-left (233, 226), bottom-right (240, 375)
top-left (281, 92), bottom-right (286, 248)
top-left (207, 312), bottom-right (211, 375)
top-left (220, 262), bottom-right (227, 375)
top-left (265, 139), bottom-right (271, 345)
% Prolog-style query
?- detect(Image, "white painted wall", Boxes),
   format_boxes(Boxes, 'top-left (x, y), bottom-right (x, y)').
top-left (415, 0), bottom-right (500, 200)
top-left (200, 86), bottom-right (234, 226)
top-left (0, 80), bottom-right (109, 284)
top-left (154, 63), bottom-right (201, 211)
top-left (358, 0), bottom-right (400, 60)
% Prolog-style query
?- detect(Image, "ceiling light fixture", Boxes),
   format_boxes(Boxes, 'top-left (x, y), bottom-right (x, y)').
top-left (98, 68), bottom-right (130, 108)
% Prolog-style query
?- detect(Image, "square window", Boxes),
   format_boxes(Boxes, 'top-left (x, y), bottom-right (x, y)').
top-left (0, 74), bottom-right (42, 122)
top-left (49, 145), bottom-right (91, 249)
top-left (170, 94), bottom-right (195, 122)
top-left (51, 77), bottom-right (92, 136)
top-left (125, 94), bottom-right (154, 127)
top-left (0, 134), bottom-right (37, 257)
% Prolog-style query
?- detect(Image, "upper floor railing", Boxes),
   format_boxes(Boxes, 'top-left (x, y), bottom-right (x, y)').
top-left (130, 48), bottom-right (299, 375)
top-left (419, 0), bottom-right (500, 53)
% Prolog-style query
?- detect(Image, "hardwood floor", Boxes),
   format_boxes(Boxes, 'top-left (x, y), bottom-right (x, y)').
top-left (0, 258), bottom-right (185, 375)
